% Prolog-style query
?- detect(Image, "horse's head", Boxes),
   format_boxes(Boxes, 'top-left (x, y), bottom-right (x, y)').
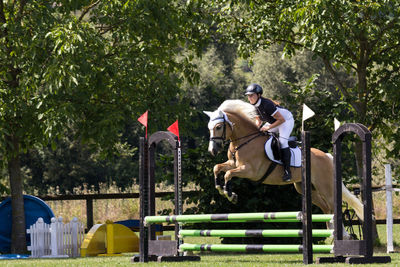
top-left (203, 109), bottom-right (233, 156)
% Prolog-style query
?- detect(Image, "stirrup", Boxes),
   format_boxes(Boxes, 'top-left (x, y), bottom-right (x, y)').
top-left (283, 172), bottom-right (291, 182)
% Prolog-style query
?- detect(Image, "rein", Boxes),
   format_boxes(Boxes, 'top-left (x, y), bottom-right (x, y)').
top-left (229, 132), bottom-right (264, 160)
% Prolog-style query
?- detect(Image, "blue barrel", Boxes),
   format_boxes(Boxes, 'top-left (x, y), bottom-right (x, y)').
top-left (115, 219), bottom-right (163, 233)
top-left (0, 195), bottom-right (54, 253)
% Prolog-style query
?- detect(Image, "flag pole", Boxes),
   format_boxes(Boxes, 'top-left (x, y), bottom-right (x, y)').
top-left (137, 110), bottom-right (149, 139)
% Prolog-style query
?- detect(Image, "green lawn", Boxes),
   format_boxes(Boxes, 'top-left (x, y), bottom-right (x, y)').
top-left (1, 252), bottom-right (399, 267)
top-left (1, 224), bottom-right (399, 266)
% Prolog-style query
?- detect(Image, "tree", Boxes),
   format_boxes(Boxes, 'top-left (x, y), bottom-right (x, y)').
top-left (213, 0), bottom-right (400, 177)
top-left (0, 0), bottom-right (210, 253)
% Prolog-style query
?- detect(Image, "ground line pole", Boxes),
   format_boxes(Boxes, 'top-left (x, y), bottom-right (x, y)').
top-left (302, 131), bottom-right (312, 264)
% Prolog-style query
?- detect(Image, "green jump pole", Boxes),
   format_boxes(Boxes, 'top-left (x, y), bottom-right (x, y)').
top-left (179, 243), bottom-right (333, 253)
top-left (144, 212), bottom-right (333, 225)
top-left (145, 212), bottom-right (301, 225)
top-left (310, 214), bottom-right (333, 222)
top-left (179, 229), bottom-right (333, 238)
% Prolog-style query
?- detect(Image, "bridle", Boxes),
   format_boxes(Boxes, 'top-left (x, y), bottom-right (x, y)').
top-left (209, 114), bottom-right (264, 159)
top-left (209, 114), bottom-right (231, 143)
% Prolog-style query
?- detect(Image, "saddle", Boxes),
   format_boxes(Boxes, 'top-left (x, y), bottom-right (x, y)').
top-left (264, 134), bottom-right (301, 167)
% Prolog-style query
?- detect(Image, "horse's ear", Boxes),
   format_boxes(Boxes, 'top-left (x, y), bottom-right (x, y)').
top-left (203, 111), bottom-right (213, 118)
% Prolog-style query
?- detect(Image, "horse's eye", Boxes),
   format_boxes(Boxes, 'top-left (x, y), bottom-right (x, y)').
top-left (216, 125), bottom-right (222, 130)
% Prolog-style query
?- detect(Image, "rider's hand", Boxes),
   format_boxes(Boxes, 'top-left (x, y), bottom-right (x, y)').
top-left (260, 126), bottom-right (270, 132)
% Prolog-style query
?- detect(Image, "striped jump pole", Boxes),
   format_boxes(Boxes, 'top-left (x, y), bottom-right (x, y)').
top-left (179, 229), bottom-right (333, 238)
top-left (144, 212), bottom-right (333, 225)
top-left (179, 243), bottom-right (333, 253)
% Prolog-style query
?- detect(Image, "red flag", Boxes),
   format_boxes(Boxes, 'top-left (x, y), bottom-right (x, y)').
top-left (167, 120), bottom-right (180, 141)
top-left (137, 111), bottom-right (148, 138)
top-left (138, 111), bottom-right (148, 127)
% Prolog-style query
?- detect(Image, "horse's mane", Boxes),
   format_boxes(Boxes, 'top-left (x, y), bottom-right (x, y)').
top-left (218, 100), bottom-right (258, 127)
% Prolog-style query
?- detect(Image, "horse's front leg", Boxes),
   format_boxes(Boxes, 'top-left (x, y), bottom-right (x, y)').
top-left (223, 165), bottom-right (253, 204)
top-left (213, 160), bottom-right (235, 196)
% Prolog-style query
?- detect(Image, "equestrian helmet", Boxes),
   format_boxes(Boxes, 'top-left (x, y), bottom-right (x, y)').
top-left (245, 83), bottom-right (263, 95)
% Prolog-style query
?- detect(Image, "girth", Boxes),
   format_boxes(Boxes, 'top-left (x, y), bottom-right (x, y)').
top-left (255, 161), bottom-right (277, 184)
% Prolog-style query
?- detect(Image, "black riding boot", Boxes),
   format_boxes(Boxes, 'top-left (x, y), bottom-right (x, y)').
top-left (281, 147), bottom-right (292, 182)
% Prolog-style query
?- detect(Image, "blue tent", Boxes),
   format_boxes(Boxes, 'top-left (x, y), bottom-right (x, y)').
top-left (0, 195), bottom-right (54, 253)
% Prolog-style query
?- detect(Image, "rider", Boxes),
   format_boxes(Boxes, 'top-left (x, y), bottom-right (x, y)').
top-left (245, 83), bottom-right (294, 182)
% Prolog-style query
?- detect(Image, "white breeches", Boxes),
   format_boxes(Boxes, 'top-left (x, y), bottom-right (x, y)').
top-left (264, 108), bottom-right (294, 149)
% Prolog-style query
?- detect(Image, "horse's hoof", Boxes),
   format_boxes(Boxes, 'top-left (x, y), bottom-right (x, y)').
top-left (231, 193), bottom-right (238, 204)
top-left (224, 191), bottom-right (238, 204)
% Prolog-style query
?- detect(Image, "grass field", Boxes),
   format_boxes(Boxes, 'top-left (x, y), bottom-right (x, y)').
top-left (0, 250), bottom-right (399, 267)
top-left (1, 224), bottom-right (399, 266)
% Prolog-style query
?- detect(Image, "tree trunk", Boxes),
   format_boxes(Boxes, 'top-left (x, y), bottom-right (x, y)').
top-left (7, 134), bottom-right (27, 254)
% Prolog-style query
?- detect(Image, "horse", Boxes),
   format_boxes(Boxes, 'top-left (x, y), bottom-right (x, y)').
top-left (203, 100), bottom-right (364, 233)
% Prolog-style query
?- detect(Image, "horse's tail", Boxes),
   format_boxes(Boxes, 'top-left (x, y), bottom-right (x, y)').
top-left (342, 184), bottom-right (364, 221)
top-left (326, 153), bottom-right (364, 221)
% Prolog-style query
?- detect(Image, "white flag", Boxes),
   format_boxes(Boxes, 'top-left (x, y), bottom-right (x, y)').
top-left (302, 104), bottom-right (315, 122)
top-left (334, 118), bottom-right (341, 131)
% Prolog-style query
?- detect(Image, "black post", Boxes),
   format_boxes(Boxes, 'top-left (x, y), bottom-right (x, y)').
top-left (334, 135), bottom-right (343, 242)
top-left (86, 198), bottom-right (93, 231)
top-left (316, 123), bottom-right (391, 264)
top-left (148, 144), bottom-right (156, 240)
top-left (135, 132), bottom-right (200, 262)
top-left (174, 139), bottom-right (183, 253)
top-left (302, 131), bottom-right (312, 264)
top-left (362, 134), bottom-right (373, 258)
top-left (139, 137), bottom-right (149, 262)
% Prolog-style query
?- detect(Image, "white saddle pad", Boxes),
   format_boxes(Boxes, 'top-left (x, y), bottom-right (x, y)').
top-left (264, 138), bottom-right (302, 167)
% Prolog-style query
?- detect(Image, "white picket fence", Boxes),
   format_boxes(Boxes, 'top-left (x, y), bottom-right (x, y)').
top-left (27, 217), bottom-right (85, 258)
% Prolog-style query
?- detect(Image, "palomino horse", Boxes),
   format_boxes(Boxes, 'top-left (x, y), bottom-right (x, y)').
top-left (204, 100), bottom-right (364, 228)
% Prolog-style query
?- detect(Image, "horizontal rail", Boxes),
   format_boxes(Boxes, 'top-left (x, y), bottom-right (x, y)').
top-left (179, 229), bottom-right (333, 238)
top-left (0, 191), bottom-right (199, 202)
top-left (145, 212), bottom-right (301, 225)
top-left (145, 212), bottom-right (333, 225)
top-left (179, 243), bottom-right (333, 253)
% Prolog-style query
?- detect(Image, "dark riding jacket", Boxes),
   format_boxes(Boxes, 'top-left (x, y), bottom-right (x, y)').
top-left (254, 97), bottom-right (280, 124)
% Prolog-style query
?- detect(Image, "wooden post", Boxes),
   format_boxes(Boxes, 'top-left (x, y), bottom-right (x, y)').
top-left (86, 198), bottom-right (93, 231)
top-left (134, 132), bottom-right (200, 262)
top-left (302, 131), bottom-right (312, 264)
top-left (316, 123), bottom-right (391, 264)
top-left (174, 140), bottom-right (183, 253)
top-left (139, 137), bottom-right (149, 262)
